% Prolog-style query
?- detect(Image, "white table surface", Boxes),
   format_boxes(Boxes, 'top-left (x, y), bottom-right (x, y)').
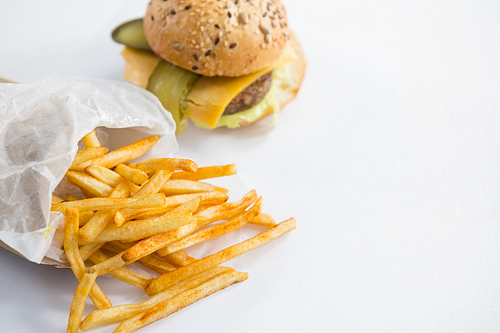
top-left (2, 0), bottom-right (500, 332)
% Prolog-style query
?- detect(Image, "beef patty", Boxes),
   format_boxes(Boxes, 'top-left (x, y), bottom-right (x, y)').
top-left (223, 71), bottom-right (273, 115)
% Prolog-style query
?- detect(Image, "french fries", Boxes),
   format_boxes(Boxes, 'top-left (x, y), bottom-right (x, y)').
top-left (51, 132), bottom-right (295, 332)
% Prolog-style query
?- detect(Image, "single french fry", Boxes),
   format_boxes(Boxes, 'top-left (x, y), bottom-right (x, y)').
top-left (88, 251), bottom-right (152, 289)
top-left (52, 194), bottom-right (64, 204)
top-left (160, 179), bottom-right (228, 196)
top-left (67, 272), bottom-right (97, 333)
top-left (146, 218), bottom-right (296, 296)
top-left (157, 198), bottom-right (262, 257)
top-left (160, 251), bottom-right (197, 267)
top-left (78, 210), bottom-right (95, 226)
top-left (115, 193), bottom-right (167, 227)
top-left (88, 250), bottom-right (127, 277)
top-left (116, 271), bottom-right (248, 333)
top-left (80, 267), bottom-right (232, 331)
top-left (77, 135), bottom-right (160, 170)
top-left (79, 242), bottom-right (105, 261)
top-left (52, 193), bottom-right (133, 213)
top-left (63, 208), bottom-right (111, 309)
top-left (170, 164), bottom-right (237, 181)
top-left (115, 163), bottom-right (149, 185)
top-left (85, 164), bottom-right (123, 187)
top-left (66, 171), bottom-right (113, 197)
top-left (82, 130), bottom-right (101, 148)
top-left (65, 194), bottom-right (79, 201)
top-left (250, 213), bottom-right (277, 228)
top-left (70, 147), bottom-right (109, 171)
top-left (128, 158), bottom-right (197, 173)
top-left (132, 169), bottom-right (173, 199)
top-left (92, 210), bottom-right (195, 243)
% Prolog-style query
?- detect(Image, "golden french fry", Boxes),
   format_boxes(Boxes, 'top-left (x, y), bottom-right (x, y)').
top-left (52, 194), bottom-right (64, 204)
top-left (92, 210), bottom-right (194, 243)
top-left (146, 218), bottom-right (296, 296)
top-left (77, 135), bottom-right (160, 170)
top-left (193, 190), bottom-right (258, 228)
top-left (88, 250), bottom-right (127, 277)
top-left (65, 194), bottom-right (79, 201)
top-left (116, 270), bottom-right (248, 333)
top-left (67, 272), bottom-right (97, 333)
top-left (79, 182), bottom-right (130, 244)
top-left (52, 197), bottom-right (134, 213)
top-left (160, 179), bottom-right (228, 196)
top-left (78, 210), bottom-right (95, 226)
top-left (84, 164), bottom-right (123, 187)
top-left (157, 198), bottom-right (262, 257)
top-left (79, 242), bottom-right (105, 261)
top-left (128, 158), bottom-right (197, 173)
top-left (132, 169), bottom-right (173, 199)
top-left (250, 213), bottom-right (277, 228)
top-left (70, 147), bottom-right (109, 171)
top-left (80, 267), bottom-right (232, 331)
top-left (126, 191), bottom-right (229, 221)
top-left (63, 208), bottom-right (111, 309)
top-left (102, 241), bottom-right (177, 274)
top-left (88, 251), bottom-right (152, 289)
top-left (170, 164), bottom-right (237, 181)
top-left (82, 130), bottom-right (101, 148)
top-left (160, 251), bottom-right (197, 267)
top-left (115, 163), bottom-right (149, 185)
top-left (121, 198), bottom-right (201, 264)
top-left (66, 171), bottom-right (113, 197)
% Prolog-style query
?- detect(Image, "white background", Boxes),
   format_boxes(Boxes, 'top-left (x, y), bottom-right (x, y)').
top-left (2, 0), bottom-right (500, 332)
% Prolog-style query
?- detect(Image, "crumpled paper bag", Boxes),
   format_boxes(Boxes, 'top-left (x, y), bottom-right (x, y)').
top-left (0, 77), bottom-right (178, 265)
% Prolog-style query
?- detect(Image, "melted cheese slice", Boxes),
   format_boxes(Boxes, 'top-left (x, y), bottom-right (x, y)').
top-left (187, 44), bottom-right (296, 128)
top-left (122, 47), bottom-right (160, 88)
top-left (121, 43), bottom-right (296, 128)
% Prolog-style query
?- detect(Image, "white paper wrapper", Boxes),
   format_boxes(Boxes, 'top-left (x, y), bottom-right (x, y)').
top-left (0, 77), bottom-right (178, 265)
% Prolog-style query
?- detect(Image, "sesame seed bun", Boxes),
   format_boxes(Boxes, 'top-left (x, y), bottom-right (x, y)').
top-left (144, 0), bottom-right (291, 77)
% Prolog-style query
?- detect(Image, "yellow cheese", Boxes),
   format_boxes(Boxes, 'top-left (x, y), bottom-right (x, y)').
top-left (121, 47), bottom-right (160, 88)
top-left (187, 44), bottom-right (297, 128)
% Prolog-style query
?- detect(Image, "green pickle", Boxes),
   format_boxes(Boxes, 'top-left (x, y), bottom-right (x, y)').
top-left (111, 18), bottom-right (151, 51)
top-left (147, 61), bottom-right (199, 134)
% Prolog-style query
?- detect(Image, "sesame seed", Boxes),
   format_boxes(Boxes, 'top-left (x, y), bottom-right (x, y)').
top-left (215, 24), bottom-right (220, 29)
top-left (193, 54), bottom-right (199, 61)
top-left (214, 36), bottom-right (220, 45)
top-left (208, 18), bottom-right (214, 23)
top-left (189, 12), bottom-right (196, 16)
top-left (228, 11), bottom-right (232, 18)
top-left (265, 35), bottom-right (271, 43)
top-left (172, 43), bottom-right (184, 50)
top-left (259, 24), bottom-right (272, 34)
top-left (205, 49), bottom-right (212, 56)
top-left (200, 26), bottom-right (205, 31)
top-left (239, 12), bottom-right (248, 23)
top-left (229, 43), bottom-right (237, 49)
top-left (170, 10), bottom-right (176, 15)
top-left (151, 15), bottom-right (154, 21)
top-left (194, 44), bottom-right (200, 49)
top-left (224, 40), bottom-right (229, 47)
top-left (185, 5), bottom-right (191, 9)
top-left (192, 66), bottom-right (199, 70)
top-left (218, 31), bottom-right (223, 37)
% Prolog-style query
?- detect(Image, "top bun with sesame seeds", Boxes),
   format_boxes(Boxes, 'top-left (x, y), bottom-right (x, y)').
top-left (144, 0), bottom-right (291, 77)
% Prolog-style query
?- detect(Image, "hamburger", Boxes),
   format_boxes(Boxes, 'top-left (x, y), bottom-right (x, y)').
top-left (112, 0), bottom-right (306, 134)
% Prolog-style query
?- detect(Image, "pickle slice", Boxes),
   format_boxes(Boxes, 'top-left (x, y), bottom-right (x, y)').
top-left (112, 18), bottom-right (151, 51)
top-left (147, 60), bottom-right (200, 134)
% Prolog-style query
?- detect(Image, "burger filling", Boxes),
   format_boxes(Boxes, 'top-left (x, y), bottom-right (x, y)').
top-left (223, 72), bottom-right (273, 116)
